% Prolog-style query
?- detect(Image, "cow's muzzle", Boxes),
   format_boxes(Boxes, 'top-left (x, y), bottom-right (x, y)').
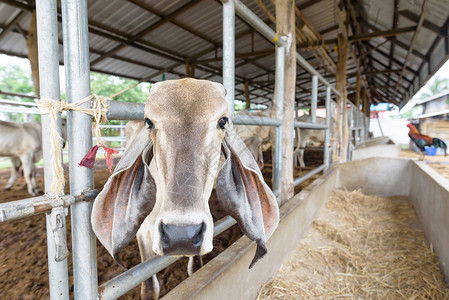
top-left (159, 222), bottom-right (206, 255)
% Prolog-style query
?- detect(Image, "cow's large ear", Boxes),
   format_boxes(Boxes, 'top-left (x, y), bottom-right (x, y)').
top-left (91, 127), bottom-right (156, 267)
top-left (216, 122), bottom-right (279, 268)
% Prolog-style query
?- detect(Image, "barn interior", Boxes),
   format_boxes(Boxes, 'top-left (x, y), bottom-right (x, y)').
top-left (1, 0), bottom-right (448, 108)
top-left (0, 0), bottom-right (449, 299)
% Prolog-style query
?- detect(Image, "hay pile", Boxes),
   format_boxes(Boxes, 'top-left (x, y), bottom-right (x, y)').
top-left (258, 189), bottom-right (449, 299)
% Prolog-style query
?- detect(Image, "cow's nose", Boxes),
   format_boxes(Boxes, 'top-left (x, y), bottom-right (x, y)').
top-left (159, 222), bottom-right (205, 255)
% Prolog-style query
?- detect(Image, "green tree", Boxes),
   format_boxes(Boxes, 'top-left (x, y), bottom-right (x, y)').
top-left (419, 75), bottom-right (449, 99)
top-left (0, 64), bottom-right (150, 123)
top-left (88, 73), bottom-right (151, 144)
top-left (89, 72), bottom-right (149, 104)
top-left (0, 64), bottom-right (37, 122)
top-left (0, 64), bottom-right (36, 99)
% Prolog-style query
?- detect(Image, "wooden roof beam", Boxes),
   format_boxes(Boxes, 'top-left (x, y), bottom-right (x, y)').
top-left (319, 24), bottom-right (338, 36)
top-left (387, 0), bottom-right (399, 91)
top-left (294, 3), bottom-right (336, 73)
top-left (2, 24), bottom-right (190, 80)
top-left (402, 10), bottom-right (449, 101)
top-left (296, 26), bottom-right (417, 48)
top-left (193, 50), bottom-right (273, 64)
top-left (366, 43), bottom-right (419, 77)
top-left (126, 0), bottom-right (217, 45)
top-left (0, 0), bottom-right (33, 11)
top-left (393, 0), bottom-right (429, 98)
top-left (298, 0), bottom-right (326, 10)
top-left (141, 28), bottom-right (258, 80)
top-left (91, 0), bottom-right (203, 66)
top-left (362, 21), bottom-right (427, 60)
top-left (368, 55), bottom-right (414, 85)
top-left (398, 9), bottom-right (445, 36)
top-left (0, 10), bottom-right (26, 42)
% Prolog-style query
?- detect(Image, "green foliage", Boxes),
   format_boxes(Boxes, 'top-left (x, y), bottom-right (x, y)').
top-left (419, 75), bottom-right (449, 99)
top-left (0, 63), bottom-right (150, 124)
top-left (0, 64), bottom-right (35, 98)
top-left (0, 64), bottom-right (37, 122)
top-left (395, 106), bottom-right (421, 119)
top-left (90, 72), bottom-right (149, 104)
top-left (234, 101), bottom-right (246, 111)
top-left (90, 72), bottom-right (150, 125)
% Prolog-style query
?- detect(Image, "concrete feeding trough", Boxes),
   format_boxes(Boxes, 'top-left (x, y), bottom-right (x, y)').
top-left (351, 137), bottom-right (400, 161)
top-left (163, 157), bottom-right (449, 300)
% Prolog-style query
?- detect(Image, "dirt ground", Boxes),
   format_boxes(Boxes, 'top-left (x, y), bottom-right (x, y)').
top-left (0, 157), bottom-right (242, 299)
top-left (0, 150), bottom-right (322, 299)
top-left (400, 149), bottom-right (449, 181)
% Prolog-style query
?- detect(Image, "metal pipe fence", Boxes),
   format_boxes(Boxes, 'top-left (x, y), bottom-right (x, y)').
top-left (0, 99), bottom-right (38, 106)
top-left (0, 190), bottom-right (98, 222)
top-left (98, 216), bottom-right (237, 299)
top-left (35, 1), bottom-right (70, 298)
top-left (62, 0), bottom-right (98, 298)
top-left (0, 0), bottom-right (368, 299)
top-left (273, 45), bottom-right (285, 197)
top-left (223, 0), bottom-right (235, 115)
top-left (292, 69), bottom-right (337, 187)
top-left (311, 75), bottom-right (318, 123)
top-left (293, 164), bottom-right (327, 187)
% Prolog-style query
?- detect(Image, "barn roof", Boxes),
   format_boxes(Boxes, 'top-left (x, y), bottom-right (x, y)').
top-left (0, 0), bottom-right (448, 108)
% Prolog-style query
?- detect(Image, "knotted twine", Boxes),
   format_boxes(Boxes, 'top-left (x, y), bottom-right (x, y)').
top-left (38, 82), bottom-right (138, 195)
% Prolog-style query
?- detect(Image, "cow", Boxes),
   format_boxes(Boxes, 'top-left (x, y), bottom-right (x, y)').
top-left (234, 109), bottom-right (271, 169)
top-left (91, 79), bottom-right (279, 300)
top-left (0, 119), bottom-right (67, 196)
top-left (294, 115), bottom-right (325, 168)
top-left (124, 120), bottom-right (144, 148)
top-left (126, 110), bottom-right (273, 170)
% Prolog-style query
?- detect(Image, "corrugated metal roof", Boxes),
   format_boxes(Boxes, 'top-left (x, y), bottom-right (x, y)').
top-left (0, 0), bottom-right (449, 107)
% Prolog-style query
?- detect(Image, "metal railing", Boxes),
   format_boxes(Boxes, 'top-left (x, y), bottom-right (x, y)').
top-left (0, 0), bottom-right (367, 299)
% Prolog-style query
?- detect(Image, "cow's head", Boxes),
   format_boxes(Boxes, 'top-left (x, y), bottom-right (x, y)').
top-left (91, 78), bottom-right (279, 268)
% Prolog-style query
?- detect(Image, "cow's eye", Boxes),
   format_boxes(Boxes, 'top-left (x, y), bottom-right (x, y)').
top-left (145, 118), bottom-right (154, 129)
top-left (217, 117), bottom-right (228, 130)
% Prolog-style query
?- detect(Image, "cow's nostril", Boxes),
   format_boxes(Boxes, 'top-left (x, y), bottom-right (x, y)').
top-left (192, 222), bottom-right (205, 246)
top-left (159, 222), bottom-right (170, 245)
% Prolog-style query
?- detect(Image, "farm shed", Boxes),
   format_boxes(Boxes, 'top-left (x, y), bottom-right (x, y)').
top-left (0, 0), bottom-right (449, 299)
top-left (413, 91), bottom-right (449, 140)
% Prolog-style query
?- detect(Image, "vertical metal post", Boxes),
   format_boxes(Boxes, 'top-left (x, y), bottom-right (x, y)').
top-left (360, 111), bottom-right (364, 143)
top-left (311, 75), bottom-right (317, 123)
top-left (349, 103), bottom-right (353, 138)
top-left (348, 102), bottom-right (353, 161)
top-left (273, 45), bottom-right (285, 197)
top-left (354, 105), bottom-right (359, 146)
top-left (324, 87), bottom-right (331, 170)
top-left (367, 115), bottom-right (371, 140)
top-left (223, 0), bottom-right (235, 115)
top-left (61, 0), bottom-right (98, 299)
top-left (36, 1), bottom-right (70, 299)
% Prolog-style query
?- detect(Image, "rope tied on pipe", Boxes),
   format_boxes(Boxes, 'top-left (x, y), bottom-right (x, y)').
top-left (38, 82), bottom-right (138, 195)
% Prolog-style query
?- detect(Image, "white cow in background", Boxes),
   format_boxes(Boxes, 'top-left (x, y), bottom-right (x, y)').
top-left (0, 119), bottom-right (67, 195)
top-left (234, 109), bottom-right (271, 169)
top-left (124, 120), bottom-right (144, 147)
top-left (294, 114), bottom-right (325, 168)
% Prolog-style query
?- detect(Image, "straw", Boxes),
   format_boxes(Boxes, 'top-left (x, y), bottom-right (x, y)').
top-left (258, 189), bottom-right (449, 299)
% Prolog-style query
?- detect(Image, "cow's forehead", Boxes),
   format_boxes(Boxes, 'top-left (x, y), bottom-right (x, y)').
top-left (144, 79), bottom-right (228, 122)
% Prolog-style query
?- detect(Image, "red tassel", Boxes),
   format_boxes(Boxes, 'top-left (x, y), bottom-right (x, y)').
top-left (101, 144), bottom-right (119, 173)
top-left (78, 145), bottom-right (99, 168)
top-left (78, 144), bottom-right (118, 173)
